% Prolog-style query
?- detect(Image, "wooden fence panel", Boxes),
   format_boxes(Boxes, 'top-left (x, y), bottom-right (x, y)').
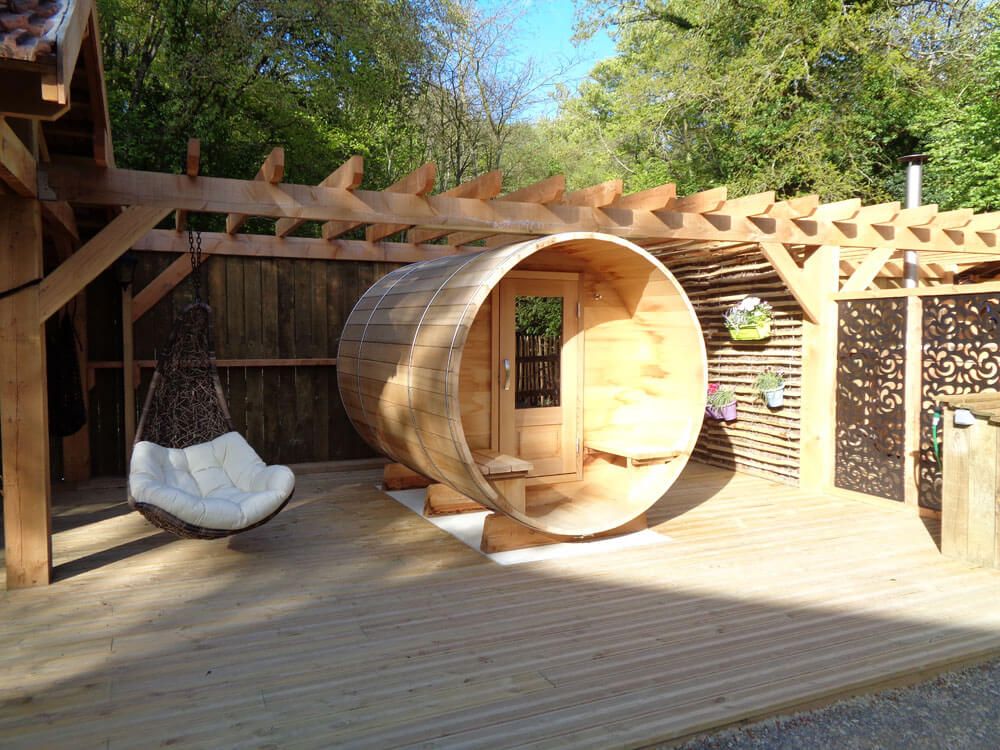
top-left (84, 254), bottom-right (401, 474)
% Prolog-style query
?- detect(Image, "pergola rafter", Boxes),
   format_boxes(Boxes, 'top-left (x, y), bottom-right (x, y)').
top-left (226, 146), bottom-right (284, 234)
top-left (276, 155), bottom-right (364, 238)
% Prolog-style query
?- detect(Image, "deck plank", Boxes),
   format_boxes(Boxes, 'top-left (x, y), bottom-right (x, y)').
top-left (2, 463), bottom-right (1000, 749)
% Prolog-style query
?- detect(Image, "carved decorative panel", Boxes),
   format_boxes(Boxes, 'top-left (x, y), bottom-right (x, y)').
top-left (920, 294), bottom-right (1000, 509)
top-left (835, 299), bottom-right (907, 501)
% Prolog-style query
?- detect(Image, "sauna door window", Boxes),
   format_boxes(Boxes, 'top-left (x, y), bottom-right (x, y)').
top-left (498, 276), bottom-right (581, 480)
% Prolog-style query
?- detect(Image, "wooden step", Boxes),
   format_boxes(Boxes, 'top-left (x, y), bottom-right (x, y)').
top-left (471, 450), bottom-right (533, 478)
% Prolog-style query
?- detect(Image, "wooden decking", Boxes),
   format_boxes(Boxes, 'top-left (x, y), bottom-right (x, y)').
top-left (4, 463), bottom-right (1000, 749)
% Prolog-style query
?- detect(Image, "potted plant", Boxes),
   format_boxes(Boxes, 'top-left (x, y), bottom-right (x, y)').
top-left (723, 296), bottom-right (773, 341)
top-left (754, 368), bottom-right (785, 408)
top-left (706, 383), bottom-right (737, 421)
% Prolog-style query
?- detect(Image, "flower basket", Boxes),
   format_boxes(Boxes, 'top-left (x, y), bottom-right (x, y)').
top-left (763, 386), bottom-right (784, 408)
top-left (705, 401), bottom-right (737, 421)
top-left (754, 367), bottom-right (785, 410)
top-left (723, 296), bottom-right (773, 341)
top-left (706, 382), bottom-right (737, 421)
top-left (729, 321), bottom-right (772, 341)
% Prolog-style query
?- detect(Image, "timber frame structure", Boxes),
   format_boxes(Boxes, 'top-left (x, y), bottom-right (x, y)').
top-left (2, 0), bottom-right (1000, 587)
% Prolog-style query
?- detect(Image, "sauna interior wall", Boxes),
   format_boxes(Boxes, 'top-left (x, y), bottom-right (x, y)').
top-left (661, 246), bottom-right (803, 485)
top-left (459, 245), bottom-right (705, 483)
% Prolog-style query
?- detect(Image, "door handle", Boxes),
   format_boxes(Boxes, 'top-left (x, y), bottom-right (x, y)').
top-left (503, 358), bottom-right (511, 391)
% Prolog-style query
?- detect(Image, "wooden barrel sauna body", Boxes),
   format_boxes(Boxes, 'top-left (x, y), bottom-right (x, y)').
top-left (337, 232), bottom-right (707, 536)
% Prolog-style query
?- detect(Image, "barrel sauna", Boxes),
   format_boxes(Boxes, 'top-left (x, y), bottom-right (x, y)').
top-left (337, 232), bottom-right (707, 537)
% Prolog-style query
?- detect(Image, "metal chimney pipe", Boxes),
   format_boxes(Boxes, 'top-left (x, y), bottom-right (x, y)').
top-left (899, 154), bottom-right (929, 288)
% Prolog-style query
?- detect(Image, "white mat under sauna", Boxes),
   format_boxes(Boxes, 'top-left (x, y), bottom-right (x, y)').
top-left (383, 487), bottom-right (671, 566)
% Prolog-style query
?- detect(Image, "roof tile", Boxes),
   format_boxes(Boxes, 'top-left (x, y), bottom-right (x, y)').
top-left (0, 0), bottom-right (65, 62)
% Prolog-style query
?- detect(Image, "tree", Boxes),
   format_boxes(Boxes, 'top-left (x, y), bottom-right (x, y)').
top-left (98, 0), bottom-right (439, 189)
top-left (920, 4), bottom-right (1000, 211)
top-left (416, 0), bottom-right (577, 190)
top-left (559, 0), bottom-right (991, 202)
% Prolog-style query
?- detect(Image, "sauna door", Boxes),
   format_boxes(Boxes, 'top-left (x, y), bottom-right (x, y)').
top-left (497, 274), bottom-right (580, 479)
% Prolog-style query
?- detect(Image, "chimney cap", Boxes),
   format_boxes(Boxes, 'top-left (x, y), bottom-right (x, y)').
top-left (898, 153), bottom-right (930, 164)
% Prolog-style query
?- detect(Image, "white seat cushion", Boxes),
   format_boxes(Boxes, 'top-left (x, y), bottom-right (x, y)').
top-left (129, 432), bottom-right (295, 531)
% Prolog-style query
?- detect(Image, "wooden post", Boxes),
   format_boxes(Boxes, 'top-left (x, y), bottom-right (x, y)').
top-left (122, 283), bottom-right (136, 465)
top-left (0, 197), bottom-right (52, 588)
top-left (799, 245), bottom-right (841, 491)
top-left (903, 296), bottom-right (923, 508)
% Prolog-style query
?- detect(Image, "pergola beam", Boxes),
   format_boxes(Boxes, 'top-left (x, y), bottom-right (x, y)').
top-left (759, 195), bottom-right (820, 220)
top-left (175, 138), bottom-right (200, 232)
top-left (407, 170), bottom-right (504, 244)
top-left (186, 138), bottom-right (201, 177)
top-left (793, 199), bottom-right (862, 231)
top-left (840, 247), bottom-right (895, 292)
top-left (835, 202), bottom-right (900, 230)
top-left (276, 155), bottom-right (363, 238)
top-left (705, 191), bottom-right (776, 219)
top-left (563, 179), bottom-right (623, 208)
top-left (324, 161), bottom-right (436, 241)
top-left (672, 187), bottom-right (728, 213)
top-left (365, 162), bottom-right (438, 242)
top-left (39, 205), bottom-right (172, 321)
top-left (483, 178), bottom-right (629, 249)
top-left (611, 183), bottom-right (676, 211)
top-left (445, 175), bottom-right (566, 247)
top-left (42, 163), bottom-right (1000, 254)
top-left (41, 200), bottom-right (79, 241)
top-left (759, 242), bottom-right (821, 323)
top-left (226, 147), bottom-right (284, 234)
top-left (134, 228), bottom-right (477, 264)
top-left (131, 252), bottom-right (198, 321)
top-left (0, 117), bottom-right (37, 197)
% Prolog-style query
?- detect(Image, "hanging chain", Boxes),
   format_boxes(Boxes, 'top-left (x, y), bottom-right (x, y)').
top-left (187, 228), bottom-right (204, 303)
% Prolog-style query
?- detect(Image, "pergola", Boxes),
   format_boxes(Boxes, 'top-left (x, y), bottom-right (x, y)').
top-left (2, 0), bottom-right (999, 587)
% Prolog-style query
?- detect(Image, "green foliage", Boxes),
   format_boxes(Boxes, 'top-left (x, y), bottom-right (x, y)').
top-left (515, 296), bottom-right (563, 338)
top-left (753, 368), bottom-right (785, 394)
top-left (530, 0), bottom-right (997, 205)
top-left (706, 383), bottom-right (736, 407)
top-left (95, 0), bottom-right (999, 221)
top-left (920, 6), bottom-right (1000, 211)
top-left (723, 297), bottom-right (773, 330)
top-left (98, 0), bottom-right (437, 190)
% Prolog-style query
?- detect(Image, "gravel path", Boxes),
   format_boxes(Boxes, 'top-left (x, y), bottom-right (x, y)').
top-left (673, 657), bottom-right (1000, 750)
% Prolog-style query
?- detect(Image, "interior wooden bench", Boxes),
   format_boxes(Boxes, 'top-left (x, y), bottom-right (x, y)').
top-left (585, 433), bottom-right (681, 468)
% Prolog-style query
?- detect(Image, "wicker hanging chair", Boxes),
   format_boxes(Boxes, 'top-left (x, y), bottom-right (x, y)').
top-left (127, 238), bottom-right (294, 539)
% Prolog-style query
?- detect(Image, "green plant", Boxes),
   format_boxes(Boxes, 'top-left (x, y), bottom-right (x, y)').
top-left (706, 383), bottom-right (736, 407)
top-left (753, 368), bottom-right (785, 394)
top-left (723, 296), bottom-right (773, 330)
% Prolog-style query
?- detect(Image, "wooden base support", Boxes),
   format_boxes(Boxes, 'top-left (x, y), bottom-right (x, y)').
top-left (424, 484), bottom-right (486, 516)
top-left (383, 462), bottom-right (433, 491)
top-left (480, 512), bottom-right (648, 554)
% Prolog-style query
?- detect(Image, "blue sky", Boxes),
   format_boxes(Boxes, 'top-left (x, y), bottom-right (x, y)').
top-left (476, 0), bottom-right (617, 119)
